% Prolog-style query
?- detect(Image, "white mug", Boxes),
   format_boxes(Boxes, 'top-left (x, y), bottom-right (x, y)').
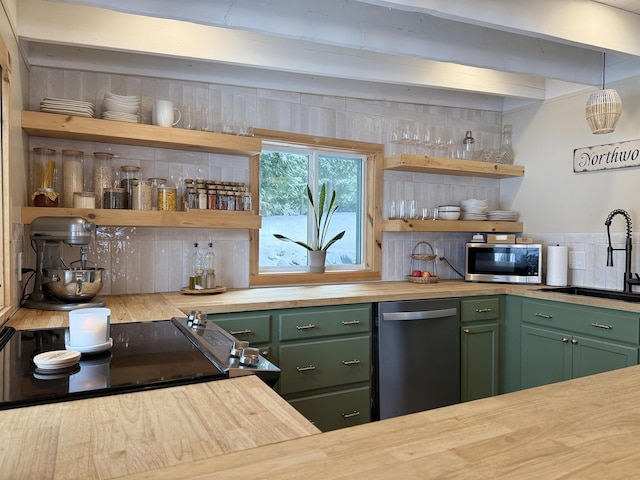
top-left (152, 100), bottom-right (181, 127)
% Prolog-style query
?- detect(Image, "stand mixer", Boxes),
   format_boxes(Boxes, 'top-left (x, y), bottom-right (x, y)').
top-left (24, 216), bottom-right (106, 311)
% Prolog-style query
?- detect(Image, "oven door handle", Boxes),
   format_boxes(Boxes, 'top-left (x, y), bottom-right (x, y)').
top-left (0, 326), bottom-right (16, 350)
top-left (381, 308), bottom-right (457, 321)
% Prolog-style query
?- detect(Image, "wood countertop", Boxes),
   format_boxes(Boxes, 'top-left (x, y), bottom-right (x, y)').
top-left (0, 376), bottom-right (320, 480)
top-left (6, 281), bottom-right (640, 330)
top-left (117, 364), bottom-right (640, 479)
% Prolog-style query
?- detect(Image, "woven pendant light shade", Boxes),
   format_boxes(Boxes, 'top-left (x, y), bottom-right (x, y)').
top-left (585, 88), bottom-right (622, 134)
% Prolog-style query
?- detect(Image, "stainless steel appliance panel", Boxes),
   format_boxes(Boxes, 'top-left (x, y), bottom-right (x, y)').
top-left (375, 298), bottom-right (460, 420)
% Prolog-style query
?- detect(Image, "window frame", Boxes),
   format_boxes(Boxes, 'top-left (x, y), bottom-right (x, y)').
top-left (250, 128), bottom-right (383, 286)
top-left (0, 34), bottom-right (11, 317)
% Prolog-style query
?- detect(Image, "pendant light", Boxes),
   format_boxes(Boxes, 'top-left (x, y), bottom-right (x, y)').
top-left (585, 52), bottom-right (622, 134)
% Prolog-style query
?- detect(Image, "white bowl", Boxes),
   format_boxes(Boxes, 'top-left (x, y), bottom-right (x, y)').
top-left (438, 211), bottom-right (460, 220)
top-left (438, 205), bottom-right (460, 212)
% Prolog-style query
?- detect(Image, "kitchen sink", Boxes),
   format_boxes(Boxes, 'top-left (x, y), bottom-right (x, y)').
top-left (540, 286), bottom-right (640, 303)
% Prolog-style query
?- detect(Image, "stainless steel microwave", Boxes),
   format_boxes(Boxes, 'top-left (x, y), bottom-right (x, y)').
top-left (465, 243), bottom-right (542, 284)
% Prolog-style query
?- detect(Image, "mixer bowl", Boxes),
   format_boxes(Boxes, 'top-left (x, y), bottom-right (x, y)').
top-left (44, 268), bottom-right (104, 303)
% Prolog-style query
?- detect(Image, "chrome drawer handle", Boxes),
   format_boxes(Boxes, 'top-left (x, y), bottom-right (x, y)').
top-left (342, 359), bottom-right (361, 365)
top-left (296, 365), bottom-right (316, 372)
top-left (591, 322), bottom-right (613, 330)
top-left (463, 328), bottom-right (470, 334)
top-left (571, 338), bottom-right (578, 344)
top-left (562, 337), bottom-right (570, 343)
top-left (475, 308), bottom-right (493, 313)
top-left (342, 320), bottom-right (361, 325)
top-left (534, 313), bottom-right (553, 319)
top-left (296, 324), bottom-right (317, 330)
top-left (342, 411), bottom-right (361, 419)
top-left (230, 329), bottom-right (252, 335)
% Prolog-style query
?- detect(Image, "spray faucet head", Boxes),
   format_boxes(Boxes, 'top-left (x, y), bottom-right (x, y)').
top-left (607, 245), bottom-right (614, 266)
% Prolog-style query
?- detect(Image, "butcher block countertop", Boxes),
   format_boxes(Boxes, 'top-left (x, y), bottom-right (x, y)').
top-left (0, 376), bottom-right (320, 480)
top-left (114, 364), bottom-right (640, 479)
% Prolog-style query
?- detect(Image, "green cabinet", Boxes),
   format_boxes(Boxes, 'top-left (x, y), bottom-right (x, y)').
top-left (276, 304), bottom-right (372, 432)
top-left (520, 298), bottom-right (639, 389)
top-left (460, 296), bottom-right (503, 402)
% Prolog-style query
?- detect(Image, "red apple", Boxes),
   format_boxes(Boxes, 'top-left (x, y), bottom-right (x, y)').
top-left (411, 269), bottom-right (423, 277)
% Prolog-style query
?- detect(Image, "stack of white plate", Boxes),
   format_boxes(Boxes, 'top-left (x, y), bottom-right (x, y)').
top-left (102, 92), bottom-right (140, 123)
top-left (487, 210), bottom-right (519, 221)
top-left (40, 97), bottom-right (95, 118)
top-left (461, 198), bottom-right (488, 220)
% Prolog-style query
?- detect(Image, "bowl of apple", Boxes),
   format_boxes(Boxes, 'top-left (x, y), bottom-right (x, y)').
top-left (407, 269), bottom-right (440, 284)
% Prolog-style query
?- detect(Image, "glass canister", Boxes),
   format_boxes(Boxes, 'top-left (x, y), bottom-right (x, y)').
top-left (148, 178), bottom-right (167, 210)
top-left (31, 147), bottom-right (58, 207)
top-left (498, 124), bottom-right (515, 165)
top-left (120, 165), bottom-right (141, 209)
top-left (73, 191), bottom-right (96, 209)
top-left (93, 152), bottom-right (115, 209)
top-left (61, 149), bottom-right (84, 208)
top-left (131, 179), bottom-right (152, 210)
top-left (158, 186), bottom-right (177, 211)
top-left (103, 187), bottom-right (126, 209)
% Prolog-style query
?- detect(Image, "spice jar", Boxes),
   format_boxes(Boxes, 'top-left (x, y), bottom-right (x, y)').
top-left (242, 191), bottom-right (252, 212)
top-left (32, 147), bottom-right (58, 206)
top-left (197, 188), bottom-right (208, 209)
top-left (131, 179), bottom-right (152, 210)
top-left (73, 191), bottom-right (96, 209)
top-left (103, 187), bottom-right (126, 209)
top-left (93, 152), bottom-right (115, 209)
top-left (207, 187), bottom-right (217, 210)
top-left (158, 186), bottom-right (177, 211)
top-left (120, 165), bottom-right (141, 209)
top-left (62, 149), bottom-right (84, 208)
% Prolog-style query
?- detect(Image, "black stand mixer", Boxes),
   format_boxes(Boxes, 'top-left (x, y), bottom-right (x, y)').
top-left (23, 216), bottom-right (106, 311)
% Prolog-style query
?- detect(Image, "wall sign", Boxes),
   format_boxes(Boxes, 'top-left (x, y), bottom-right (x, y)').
top-left (573, 139), bottom-right (640, 173)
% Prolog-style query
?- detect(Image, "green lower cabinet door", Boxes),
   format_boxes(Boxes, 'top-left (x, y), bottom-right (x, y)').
top-left (521, 325), bottom-right (572, 389)
top-left (461, 322), bottom-right (499, 402)
top-left (287, 386), bottom-right (371, 432)
top-left (572, 335), bottom-right (638, 378)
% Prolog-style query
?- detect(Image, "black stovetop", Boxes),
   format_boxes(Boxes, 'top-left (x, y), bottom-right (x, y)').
top-left (0, 319), bottom-right (226, 410)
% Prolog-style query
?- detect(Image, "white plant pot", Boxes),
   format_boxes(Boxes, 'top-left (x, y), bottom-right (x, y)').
top-left (308, 250), bottom-right (327, 273)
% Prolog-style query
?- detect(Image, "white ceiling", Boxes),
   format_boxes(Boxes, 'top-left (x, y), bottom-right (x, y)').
top-left (16, 0), bottom-right (640, 111)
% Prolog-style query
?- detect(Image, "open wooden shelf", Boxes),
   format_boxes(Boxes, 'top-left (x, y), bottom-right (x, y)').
top-left (382, 219), bottom-right (523, 233)
top-left (384, 154), bottom-right (524, 178)
top-left (21, 111), bottom-right (262, 156)
top-left (22, 207), bottom-right (262, 230)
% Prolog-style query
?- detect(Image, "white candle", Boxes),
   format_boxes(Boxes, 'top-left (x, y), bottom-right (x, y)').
top-left (69, 308), bottom-right (110, 347)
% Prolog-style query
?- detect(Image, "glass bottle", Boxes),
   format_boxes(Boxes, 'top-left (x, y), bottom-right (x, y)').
top-left (498, 124), bottom-right (515, 165)
top-left (188, 242), bottom-right (202, 289)
top-left (204, 242), bottom-right (216, 289)
top-left (62, 149), bottom-right (84, 208)
top-left (93, 152), bottom-right (115, 209)
top-left (462, 131), bottom-right (475, 161)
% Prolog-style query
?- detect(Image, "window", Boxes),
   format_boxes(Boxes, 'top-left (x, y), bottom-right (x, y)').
top-left (250, 130), bottom-right (383, 286)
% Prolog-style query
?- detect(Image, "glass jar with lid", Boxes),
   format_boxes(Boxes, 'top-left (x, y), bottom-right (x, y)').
top-left (73, 191), bottom-right (96, 209)
top-left (148, 178), bottom-right (167, 210)
top-left (61, 149), bottom-right (84, 208)
top-left (120, 165), bottom-right (141, 209)
top-left (93, 152), bottom-right (115, 209)
top-left (131, 179), bottom-right (152, 210)
top-left (158, 186), bottom-right (177, 211)
top-left (103, 187), bottom-right (126, 209)
top-left (31, 147), bottom-right (58, 206)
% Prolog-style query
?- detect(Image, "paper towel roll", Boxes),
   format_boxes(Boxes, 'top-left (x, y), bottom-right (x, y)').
top-left (546, 245), bottom-right (568, 286)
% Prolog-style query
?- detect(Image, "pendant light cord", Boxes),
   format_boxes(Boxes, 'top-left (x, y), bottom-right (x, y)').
top-left (602, 52), bottom-right (606, 90)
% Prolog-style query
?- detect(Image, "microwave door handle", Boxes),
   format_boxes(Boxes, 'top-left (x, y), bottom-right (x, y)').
top-left (381, 308), bottom-right (457, 321)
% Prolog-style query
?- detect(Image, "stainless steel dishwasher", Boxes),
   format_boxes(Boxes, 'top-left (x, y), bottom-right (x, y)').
top-left (374, 298), bottom-right (460, 420)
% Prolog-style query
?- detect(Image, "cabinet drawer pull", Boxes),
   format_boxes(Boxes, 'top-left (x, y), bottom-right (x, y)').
top-left (342, 359), bottom-right (361, 365)
top-left (475, 308), bottom-right (493, 313)
top-left (296, 324), bottom-right (317, 330)
top-left (229, 329), bottom-right (252, 335)
top-left (296, 365), bottom-right (316, 372)
top-left (562, 337), bottom-right (570, 343)
top-left (534, 313), bottom-right (553, 319)
top-left (342, 411), bottom-right (361, 419)
top-left (591, 322), bottom-right (613, 330)
top-left (342, 320), bottom-right (361, 325)
top-left (463, 328), bottom-right (470, 334)
top-left (571, 338), bottom-right (578, 344)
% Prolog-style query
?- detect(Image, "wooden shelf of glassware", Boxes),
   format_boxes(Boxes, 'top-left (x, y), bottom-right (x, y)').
top-left (382, 153), bottom-right (525, 233)
top-left (20, 111), bottom-right (262, 229)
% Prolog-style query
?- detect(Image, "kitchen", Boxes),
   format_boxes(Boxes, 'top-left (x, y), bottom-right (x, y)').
top-left (4, 0), bottom-right (640, 478)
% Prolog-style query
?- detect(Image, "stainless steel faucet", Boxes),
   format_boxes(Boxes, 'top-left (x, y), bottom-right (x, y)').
top-left (605, 209), bottom-right (640, 292)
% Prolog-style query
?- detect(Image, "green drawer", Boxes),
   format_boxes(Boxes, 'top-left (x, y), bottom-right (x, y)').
top-left (278, 335), bottom-right (370, 395)
top-left (287, 386), bottom-right (371, 432)
top-left (278, 304), bottom-right (371, 341)
top-left (522, 299), bottom-right (640, 344)
top-left (207, 312), bottom-right (272, 345)
top-left (461, 297), bottom-right (501, 323)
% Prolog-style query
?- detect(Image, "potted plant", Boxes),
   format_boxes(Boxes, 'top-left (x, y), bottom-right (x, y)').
top-left (274, 183), bottom-right (345, 272)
